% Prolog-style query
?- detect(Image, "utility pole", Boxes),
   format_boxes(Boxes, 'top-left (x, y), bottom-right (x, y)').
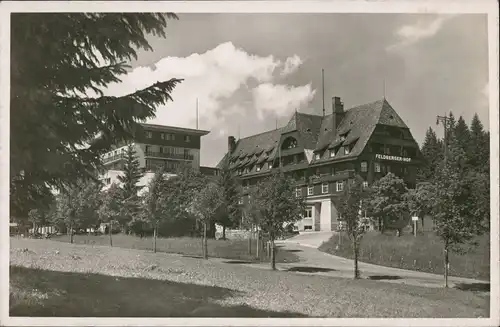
top-left (436, 114), bottom-right (450, 165)
top-left (322, 69), bottom-right (325, 117)
top-left (436, 113), bottom-right (451, 288)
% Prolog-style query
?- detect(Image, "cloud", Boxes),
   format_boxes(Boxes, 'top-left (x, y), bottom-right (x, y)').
top-left (281, 55), bottom-right (303, 76)
top-left (99, 42), bottom-right (315, 166)
top-left (387, 15), bottom-right (455, 52)
top-left (252, 83), bottom-right (316, 119)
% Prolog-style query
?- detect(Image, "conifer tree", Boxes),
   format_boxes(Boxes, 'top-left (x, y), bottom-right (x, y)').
top-left (416, 127), bottom-right (443, 182)
top-left (468, 113), bottom-right (489, 174)
top-left (10, 13), bottom-right (181, 219)
top-left (454, 116), bottom-right (471, 159)
top-left (118, 144), bottom-right (145, 232)
top-left (215, 158), bottom-right (241, 239)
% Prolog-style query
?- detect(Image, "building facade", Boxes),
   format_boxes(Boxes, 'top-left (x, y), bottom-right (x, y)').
top-left (217, 97), bottom-right (423, 232)
top-left (101, 123), bottom-right (210, 189)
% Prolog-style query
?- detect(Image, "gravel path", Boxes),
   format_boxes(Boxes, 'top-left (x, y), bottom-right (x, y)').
top-left (275, 241), bottom-right (490, 289)
top-left (10, 238), bottom-right (489, 318)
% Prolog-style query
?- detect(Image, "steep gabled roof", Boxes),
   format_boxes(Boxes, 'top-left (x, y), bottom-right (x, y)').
top-left (311, 98), bottom-right (410, 164)
top-left (217, 98), bottom-right (412, 169)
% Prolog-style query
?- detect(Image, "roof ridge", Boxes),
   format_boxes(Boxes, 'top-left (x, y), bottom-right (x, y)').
top-left (238, 127), bottom-right (283, 141)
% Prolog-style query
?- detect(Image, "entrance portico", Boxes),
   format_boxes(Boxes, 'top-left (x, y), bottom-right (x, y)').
top-left (296, 196), bottom-right (340, 232)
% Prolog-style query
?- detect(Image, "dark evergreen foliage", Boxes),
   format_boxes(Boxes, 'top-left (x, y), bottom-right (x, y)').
top-left (10, 13), bottom-right (181, 218)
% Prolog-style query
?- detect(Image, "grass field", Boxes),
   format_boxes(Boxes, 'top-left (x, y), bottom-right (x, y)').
top-left (319, 231), bottom-right (490, 281)
top-left (50, 233), bottom-right (299, 264)
top-left (10, 238), bottom-right (489, 317)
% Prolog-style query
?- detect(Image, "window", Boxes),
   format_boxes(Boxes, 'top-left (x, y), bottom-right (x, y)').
top-left (331, 167), bottom-right (335, 175)
top-left (314, 153), bottom-right (320, 160)
top-left (295, 187), bottom-right (302, 198)
top-left (160, 133), bottom-right (165, 140)
top-left (307, 186), bottom-right (314, 196)
top-left (384, 147), bottom-right (390, 155)
top-left (375, 162), bottom-right (381, 173)
top-left (304, 226), bottom-right (313, 230)
top-left (322, 183), bottom-right (329, 194)
top-left (330, 149), bottom-right (336, 158)
top-left (238, 198), bottom-right (243, 205)
top-left (361, 161), bottom-right (368, 172)
top-left (336, 181), bottom-right (344, 192)
top-left (256, 165), bottom-right (261, 172)
top-left (362, 181), bottom-right (369, 189)
top-left (304, 208), bottom-right (313, 218)
top-left (344, 146), bottom-right (350, 155)
top-left (145, 131), bottom-right (153, 139)
top-left (184, 135), bottom-right (191, 142)
top-left (145, 145), bottom-right (150, 153)
top-left (402, 148), bottom-right (408, 157)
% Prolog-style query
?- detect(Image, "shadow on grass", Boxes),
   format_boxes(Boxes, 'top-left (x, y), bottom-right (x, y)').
top-left (368, 275), bottom-right (403, 281)
top-left (223, 260), bottom-right (254, 264)
top-left (286, 266), bottom-right (336, 273)
top-left (454, 282), bottom-right (490, 292)
top-left (284, 249), bottom-right (303, 253)
top-left (10, 266), bottom-right (307, 317)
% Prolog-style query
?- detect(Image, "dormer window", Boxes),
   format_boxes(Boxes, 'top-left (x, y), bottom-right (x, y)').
top-left (282, 137), bottom-right (298, 150)
top-left (314, 153), bottom-right (321, 160)
top-left (330, 149), bottom-right (336, 158)
top-left (256, 165), bottom-right (261, 172)
top-left (344, 146), bottom-right (350, 155)
top-left (145, 131), bottom-right (153, 139)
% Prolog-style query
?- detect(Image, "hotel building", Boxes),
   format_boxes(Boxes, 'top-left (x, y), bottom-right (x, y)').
top-left (217, 97), bottom-right (423, 232)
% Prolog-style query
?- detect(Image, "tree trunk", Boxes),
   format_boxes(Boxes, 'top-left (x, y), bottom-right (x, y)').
top-left (248, 226), bottom-right (252, 255)
top-left (444, 246), bottom-right (449, 288)
top-left (222, 225), bottom-right (226, 240)
top-left (153, 224), bottom-right (157, 253)
top-left (203, 221), bottom-right (208, 259)
top-left (397, 228), bottom-right (402, 237)
top-left (353, 240), bottom-right (360, 279)
top-left (420, 216), bottom-right (425, 230)
top-left (270, 232), bottom-right (276, 270)
top-left (69, 222), bottom-right (74, 244)
top-left (32, 221), bottom-right (36, 236)
top-left (109, 221), bottom-right (113, 247)
top-left (256, 229), bottom-right (260, 259)
top-left (378, 218), bottom-right (383, 233)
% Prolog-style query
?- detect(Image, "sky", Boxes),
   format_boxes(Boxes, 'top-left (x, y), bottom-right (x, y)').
top-left (103, 13), bottom-right (490, 167)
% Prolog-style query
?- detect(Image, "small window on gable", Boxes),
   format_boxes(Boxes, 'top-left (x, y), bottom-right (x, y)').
top-left (256, 165), bottom-right (261, 172)
top-left (330, 149), bottom-right (336, 158)
top-left (322, 183), bottom-right (329, 194)
top-left (361, 161), bottom-right (368, 172)
top-left (314, 153), bottom-right (320, 160)
top-left (336, 181), bottom-right (344, 192)
top-left (344, 146), bottom-right (350, 155)
top-left (295, 187), bottom-right (302, 198)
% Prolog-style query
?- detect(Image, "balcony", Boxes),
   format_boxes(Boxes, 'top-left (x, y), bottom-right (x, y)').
top-left (102, 153), bottom-right (125, 164)
top-left (145, 151), bottom-right (194, 161)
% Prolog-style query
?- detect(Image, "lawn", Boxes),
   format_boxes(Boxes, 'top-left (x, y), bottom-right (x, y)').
top-left (319, 231), bottom-right (490, 281)
top-left (9, 237), bottom-right (489, 318)
top-left (50, 233), bottom-right (299, 264)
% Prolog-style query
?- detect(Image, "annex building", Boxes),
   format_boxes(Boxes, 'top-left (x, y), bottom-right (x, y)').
top-left (217, 97), bottom-right (423, 232)
top-left (101, 123), bottom-right (213, 190)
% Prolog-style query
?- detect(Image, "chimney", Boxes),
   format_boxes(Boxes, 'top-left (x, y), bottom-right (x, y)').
top-left (332, 96), bottom-right (345, 133)
top-left (228, 136), bottom-right (236, 153)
